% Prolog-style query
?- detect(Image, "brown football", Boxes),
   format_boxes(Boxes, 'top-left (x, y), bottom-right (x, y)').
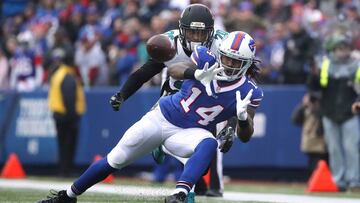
top-left (146, 34), bottom-right (176, 63)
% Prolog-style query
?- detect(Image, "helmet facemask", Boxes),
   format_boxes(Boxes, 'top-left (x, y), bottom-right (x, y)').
top-left (218, 50), bottom-right (252, 81)
top-left (179, 22), bottom-right (214, 52)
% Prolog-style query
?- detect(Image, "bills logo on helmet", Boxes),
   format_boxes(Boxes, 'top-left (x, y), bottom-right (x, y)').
top-left (230, 32), bottom-right (245, 51)
top-left (248, 39), bottom-right (256, 52)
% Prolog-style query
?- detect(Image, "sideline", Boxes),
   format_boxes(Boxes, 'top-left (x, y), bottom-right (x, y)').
top-left (0, 179), bottom-right (359, 203)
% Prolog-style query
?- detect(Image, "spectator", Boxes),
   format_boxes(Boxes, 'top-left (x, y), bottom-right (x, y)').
top-left (7, 36), bottom-right (43, 91)
top-left (123, 0), bottom-right (141, 20)
top-left (111, 17), bottom-right (140, 87)
top-left (61, 4), bottom-right (85, 43)
top-left (150, 15), bottom-right (168, 34)
top-left (43, 27), bottom-right (74, 83)
top-left (139, 0), bottom-right (167, 23)
top-left (137, 25), bottom-right (152, 65)
top-left (0, 47), bottom-right (10, 90)
top-left (75, 30), bottom-right (108, 87)
top-left (2, 0), bottom-right (28, 18)
top-left (263, 23), bottom-right (286, 84)
top-left (281, 17), bottom-right (315, 84)
top-left (223, 1), bottom-right (266, 34)
top-left (0, 0), bottom-right (359, 90)
top-left (308, 34), bottom-right (360, 191)
top-left (264, 0), bottom-right (291, 24)
top-left (48, 48), bottom-right (86, 177)
top-left (292, 92), bottom-right (328, 175)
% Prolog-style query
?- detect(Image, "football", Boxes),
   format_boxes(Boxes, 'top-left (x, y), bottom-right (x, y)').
top-left (146, 34), bottom-right (176, 63)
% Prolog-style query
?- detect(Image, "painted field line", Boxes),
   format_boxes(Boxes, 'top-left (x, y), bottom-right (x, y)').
top-left (0, 179), bottom-right (359, 203)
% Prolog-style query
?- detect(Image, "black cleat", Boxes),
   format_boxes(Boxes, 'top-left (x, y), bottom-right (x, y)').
top-left (37, 190), bottom-right (77, 203)
top-left (164, 191), bottom-right (187, 203)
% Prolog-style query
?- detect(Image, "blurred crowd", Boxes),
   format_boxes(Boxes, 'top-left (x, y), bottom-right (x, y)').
top-left (0, 0), bottom-right (360, 91)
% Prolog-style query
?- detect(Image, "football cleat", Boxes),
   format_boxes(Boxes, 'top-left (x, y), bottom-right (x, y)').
top-left (186, 192), bottom-right (195, 203)
top-left (37, 190), bottom-right (77, 203)
top-left (164, 191), bottom-right (187, 203)
top-left (152, 146), bottom-right (166, 164)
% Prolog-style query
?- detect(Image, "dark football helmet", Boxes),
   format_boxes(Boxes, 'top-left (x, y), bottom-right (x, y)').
top-left (179, 4), bottom-right (214, 52)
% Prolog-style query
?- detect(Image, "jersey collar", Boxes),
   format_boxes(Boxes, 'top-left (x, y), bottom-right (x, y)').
top-left (212, 76), bottom-right (246, 93)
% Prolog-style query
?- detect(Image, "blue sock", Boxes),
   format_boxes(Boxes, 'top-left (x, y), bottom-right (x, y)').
top-left (71, 157), bottom-right (117, 195)
top-left (176, 138), bottom-right (217, 193)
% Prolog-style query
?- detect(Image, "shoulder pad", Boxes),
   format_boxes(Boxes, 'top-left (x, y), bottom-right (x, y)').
top-left (162, 30), bottom-right (180, 41)
top-left (213, 29), bottom-right (228, 42)
top-left (191, 46), bottom-right (217, 69)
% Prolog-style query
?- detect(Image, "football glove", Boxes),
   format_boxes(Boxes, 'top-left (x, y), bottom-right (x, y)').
top-left (109, 92), bottom-right (124, 111)
top-left (217, 125), bottom-right (235, 153)
top-left (194, 62), bottom-right (226, 96)
top-left (236, 89), bottom-right (253, 121)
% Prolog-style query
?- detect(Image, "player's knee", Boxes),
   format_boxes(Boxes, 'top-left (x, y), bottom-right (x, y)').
top-left (107, 148), bottom-right (128, 169)
top-left (196, 138), bottom-right (217, 154)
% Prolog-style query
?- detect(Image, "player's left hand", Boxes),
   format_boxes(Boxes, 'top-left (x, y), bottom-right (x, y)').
top-left (217, 125), bottom-right (235, 153)
top-left (109, 92), bottom-right (124, 111)
top-left (194, 62), bottom-right (225, 96)
top-left (236, 89), bottom-right (253, 120)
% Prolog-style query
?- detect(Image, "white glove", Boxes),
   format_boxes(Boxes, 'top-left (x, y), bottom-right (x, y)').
top-left (236, 89), bottom-right (253, 121)
top-left (194, 62), bottom-right (226, 96)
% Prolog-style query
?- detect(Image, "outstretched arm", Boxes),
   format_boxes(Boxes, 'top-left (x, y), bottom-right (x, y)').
top-left (237, 108), bottom-right (255, 143)
top-left (167, 61), bottom-right (197, 80)
top-left (235, 89), bottom-right (255, 143)
top-left (119, 58), bottom-right (165, 100)
top-left (110, 58), bottom-right (165, 111)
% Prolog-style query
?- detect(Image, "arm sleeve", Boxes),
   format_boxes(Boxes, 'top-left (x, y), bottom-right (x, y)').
top-left (119, 58), bottom-right (165, 100)
top-left (61, 74), bottom-right (77, 118)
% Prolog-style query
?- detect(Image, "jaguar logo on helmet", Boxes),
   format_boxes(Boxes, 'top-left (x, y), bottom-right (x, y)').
top-left (190, 22), bottom-right (206, 29)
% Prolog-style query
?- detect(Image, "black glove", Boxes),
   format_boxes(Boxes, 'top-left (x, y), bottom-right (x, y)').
top-left (109, 92), bottom-right (124, 111)
top-left (217, 125), bottom-right (235, 153)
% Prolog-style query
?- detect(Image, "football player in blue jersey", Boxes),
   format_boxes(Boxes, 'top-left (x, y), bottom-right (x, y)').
top-left (37, 31), bottom-right (263, 203)
top-left (109, 3), bottom-right (233, 198)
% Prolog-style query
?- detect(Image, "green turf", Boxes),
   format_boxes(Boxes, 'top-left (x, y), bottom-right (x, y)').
top-left (1, 176), bottom-right (360, 202)
top-left (0, 188), bottom-right (249, 203)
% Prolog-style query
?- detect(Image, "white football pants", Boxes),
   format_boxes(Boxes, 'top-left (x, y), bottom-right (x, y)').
top-left (107, 106), bottom-right (215, 169)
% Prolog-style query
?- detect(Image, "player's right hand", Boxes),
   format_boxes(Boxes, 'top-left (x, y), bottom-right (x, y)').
top-left (352, 101), bottom-right (360, 114)
top-left (109, 92), bottom-right (124, 111)
top-left (194, 62), bottom-right (225, 96)
top-left (236, 89), bottom-right (253, 120)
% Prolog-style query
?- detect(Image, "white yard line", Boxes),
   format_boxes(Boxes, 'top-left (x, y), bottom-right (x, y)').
top-left (0, 179), bottom-right (359, 203)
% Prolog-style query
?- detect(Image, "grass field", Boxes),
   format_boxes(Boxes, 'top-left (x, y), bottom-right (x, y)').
top-left (1, 176), bottom-right (360, 203)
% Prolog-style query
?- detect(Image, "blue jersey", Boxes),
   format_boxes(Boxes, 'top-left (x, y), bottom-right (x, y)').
top-left (159, 46), bottom-right (263, 131)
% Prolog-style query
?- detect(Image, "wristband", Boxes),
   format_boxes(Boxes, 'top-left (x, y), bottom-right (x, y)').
top-left (184, 68), bottom-right (196, 80)
top-left (238, 119), bottom-right (249, 128)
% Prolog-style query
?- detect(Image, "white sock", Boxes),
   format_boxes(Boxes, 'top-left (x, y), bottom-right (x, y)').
top-left (66, 187), bottom-right (77, 198)
top-left (190, 185), bottom-right (195, 193)
top-left (172, 188), bottom-right (188, 195)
